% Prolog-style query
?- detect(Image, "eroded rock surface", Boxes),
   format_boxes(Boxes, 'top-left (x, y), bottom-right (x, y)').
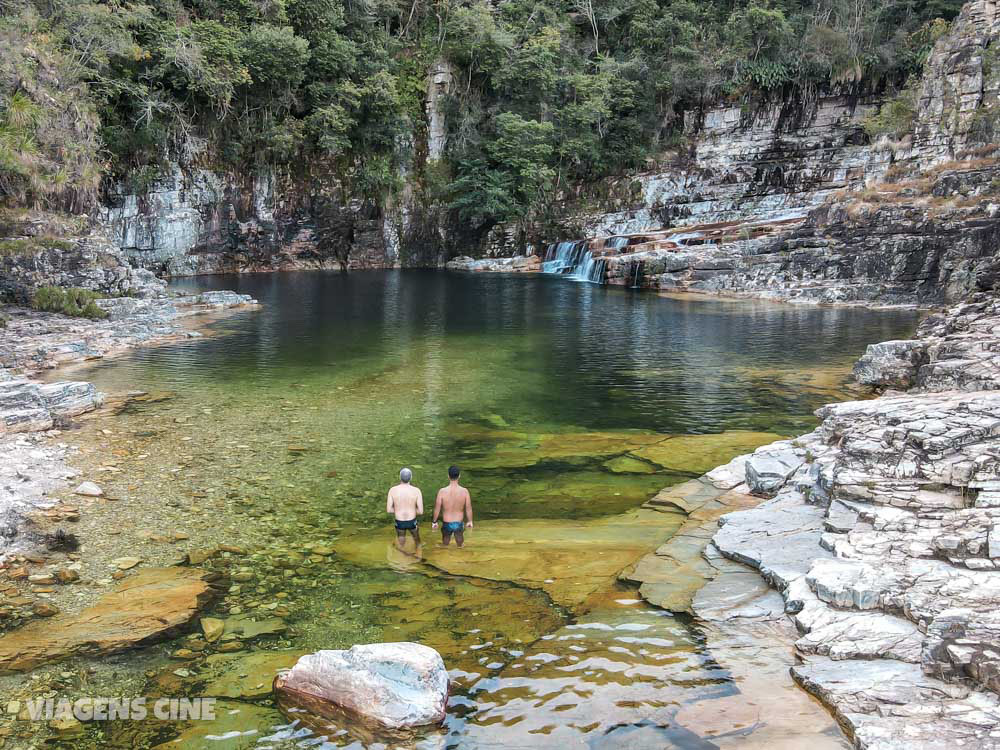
top-left (697, 292), bottom-right (1000, 748)
top-left (0, 292), bottom-right (257, 378)
top-left (0, 567), bottom-right (219, 672)
top-left (274, 643), bottom-right (448, 729)
top-left (0, 379), bottom-right (103, 434)
top-left (446, 255), bottom-right (540, 273)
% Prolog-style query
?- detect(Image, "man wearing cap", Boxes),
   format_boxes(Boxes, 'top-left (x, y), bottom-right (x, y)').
top-left (386, 467), bottom-right (423, 549)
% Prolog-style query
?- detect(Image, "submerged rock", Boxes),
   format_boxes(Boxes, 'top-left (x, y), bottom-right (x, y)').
top-left (274, 643), bottom-right (448, 729)
top-left (0, 567), bottom-right (218, 672)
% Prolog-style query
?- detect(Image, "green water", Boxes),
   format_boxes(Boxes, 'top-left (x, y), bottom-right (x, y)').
top-left (41, 271), bottom-right (919, 749)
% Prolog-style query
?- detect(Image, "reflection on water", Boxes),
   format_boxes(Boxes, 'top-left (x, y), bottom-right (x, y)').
top-left (47, 271), bottom-right (917, 749)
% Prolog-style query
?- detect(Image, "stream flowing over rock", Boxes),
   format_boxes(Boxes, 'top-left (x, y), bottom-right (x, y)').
top-left (274, 643), bottom-right (449, 729)
top-left (687, 292), bottom-right (1000, 749)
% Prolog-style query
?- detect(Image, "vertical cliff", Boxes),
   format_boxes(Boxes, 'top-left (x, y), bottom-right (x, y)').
top-left (529, 0), bottom-right (1000, 305)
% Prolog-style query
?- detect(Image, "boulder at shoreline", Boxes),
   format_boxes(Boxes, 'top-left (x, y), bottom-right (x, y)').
top-left (274, 642), bottom-right (448, 730)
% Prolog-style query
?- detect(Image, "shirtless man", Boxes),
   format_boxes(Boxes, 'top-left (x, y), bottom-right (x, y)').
top-left (432, 465), bottom-right (473, 547)
top-left (387, 468), bottom-right (422, 549)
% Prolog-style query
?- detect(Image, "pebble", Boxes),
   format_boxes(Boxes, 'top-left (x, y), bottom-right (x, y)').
top-left (31, 602), bottom-right (59, 617)
top-left (74, 481), bottom-right (104, 497)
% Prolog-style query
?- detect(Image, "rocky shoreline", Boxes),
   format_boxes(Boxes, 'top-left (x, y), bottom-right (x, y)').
top-left (632, 292), bottom-right (1000, 749)
top-left (0, 289), bottom-right (259, 560)
top-left (2, 274), bottom-right (998, 747)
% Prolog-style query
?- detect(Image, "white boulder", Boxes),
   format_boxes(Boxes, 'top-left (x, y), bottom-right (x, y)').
top-left (274, 642), bottom-right (448, 729)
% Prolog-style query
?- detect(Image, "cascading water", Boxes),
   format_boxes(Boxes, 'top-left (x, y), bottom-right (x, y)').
top-left (630, 259), bottom-right (644, 289)
top-left (603, 236), bottom-right (629, 251)
top-left (541, 240), bottom-right (606, 283)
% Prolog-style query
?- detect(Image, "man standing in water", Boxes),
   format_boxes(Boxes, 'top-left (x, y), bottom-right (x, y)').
top-left (387, 468), bottom-right (422, 550)
top-left (432, 465), bottom-right (474, 547)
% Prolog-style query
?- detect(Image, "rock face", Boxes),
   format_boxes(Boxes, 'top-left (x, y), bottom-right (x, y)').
top-left (501, 0), bottom-right (1000, 305)
top-left (0, 232), bottom-right (166, 302)
top-left (909, 0), bottom-right (1000, 166)
top-left (274, 643), bottom-right (449, 730)
top-left (697, 292), bottom-right (1000, 749)
top-left (0, 567), bottom-right (219, 672)
top-left (100, 166), bottom-right (394, 276)
top-left (0, 379), bottom-right (103, 434)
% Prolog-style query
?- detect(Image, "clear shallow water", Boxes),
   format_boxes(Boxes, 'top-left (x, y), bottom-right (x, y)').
top-left (54, 271), bottom-right (919, 749)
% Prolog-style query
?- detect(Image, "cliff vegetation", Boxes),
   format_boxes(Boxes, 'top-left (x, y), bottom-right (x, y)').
top-left (0, 0), bottom-right (966, 238)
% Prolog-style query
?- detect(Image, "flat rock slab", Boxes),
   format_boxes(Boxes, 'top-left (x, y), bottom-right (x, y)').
top-left (335, 509), bottom-right (683, 611)
top-left (0, 567), bottom-right (217, 672)
top-left (202, 651), bottom-right (305, 699)
top-left (713, 494), bottom-right (831, 589)
top-left (790, 657), bottom-right (1000, 749)
top-left (630, 485), bottom-right (761, 613)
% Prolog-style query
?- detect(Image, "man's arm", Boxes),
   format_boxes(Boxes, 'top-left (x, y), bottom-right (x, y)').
top-left (432, 490), bottom-right (443, 528)
top-left (464, 490), bottom-right (473, 528)
top-left (417, 489), bottom-right (424, 516)
top-left (386, 489), bottom-right (394, 515)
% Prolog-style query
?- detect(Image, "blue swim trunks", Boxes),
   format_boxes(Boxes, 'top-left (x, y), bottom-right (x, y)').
top-left (442, 521), bottom-right (464, 533)
top-left (394, 519), bottom-right (417, 531)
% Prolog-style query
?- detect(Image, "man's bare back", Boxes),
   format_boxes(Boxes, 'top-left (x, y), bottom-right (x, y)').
top-left (387, 468), bottom-right (423, 549)
top-left (432, 466), bottom-right (473, 547)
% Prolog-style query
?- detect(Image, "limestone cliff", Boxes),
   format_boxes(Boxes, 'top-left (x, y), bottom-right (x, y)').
top-left (533, 0), bottom-right (1000, 305)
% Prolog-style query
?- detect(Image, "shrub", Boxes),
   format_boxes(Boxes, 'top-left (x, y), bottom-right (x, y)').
top-left (31, 286), bottom-right (107, 319)
top-left (864, 85), bottom-right (918, 141)
top-left (0, 237), bottom-right (74, 257)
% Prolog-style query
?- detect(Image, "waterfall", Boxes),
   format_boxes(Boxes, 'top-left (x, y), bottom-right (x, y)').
top-left (541, 241), bottom-right (582, 273)
top-left (540, 241), bottom-right (605, 283)
top-left (603, 236), bottom-right (629, 250)
top-left (630, 259), bottom-right (643, 289)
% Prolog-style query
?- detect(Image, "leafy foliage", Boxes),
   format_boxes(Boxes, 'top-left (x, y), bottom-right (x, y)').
top-left (0, 0), bottom-right (967, 229)
top-left (31, 285), bottom-right (107, 319)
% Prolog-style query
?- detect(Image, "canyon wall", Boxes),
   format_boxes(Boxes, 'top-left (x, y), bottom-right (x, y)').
top-left (534, 0), bottom-right (1000, 305)
top-left (100, 167), bottom-right (395, 276)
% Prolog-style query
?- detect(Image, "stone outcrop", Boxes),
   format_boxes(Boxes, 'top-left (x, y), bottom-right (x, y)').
top-left (0, 379), bottom-right (103, 434)
top-left (909, 0), bottom-right (1000, 165)
top-left (0, 291), bottom-right (257, 377)
top-left (0, 567), bottom-right (219, 672)
top-left (0, 232), bottom-right (165, 302)
top-left (274, 643), bottom-right (449, 729)
top-left (504, 0), bottom-right (1000, 306)
top-left (101, 166), bottom-right (394, 276)
top-left (445, 255), bottom-right (540, 273)
top-left (686, 292), bottom-right (1000, 749)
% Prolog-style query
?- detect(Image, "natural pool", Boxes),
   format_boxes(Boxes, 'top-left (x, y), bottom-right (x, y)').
top-left (35, 271), bottom-right (921, 749)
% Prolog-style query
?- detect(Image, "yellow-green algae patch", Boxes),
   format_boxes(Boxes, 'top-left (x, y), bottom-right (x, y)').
top-left (335, 507), bottom-right (686, 612)
top-left (629, 430), bottom-right (783, 474)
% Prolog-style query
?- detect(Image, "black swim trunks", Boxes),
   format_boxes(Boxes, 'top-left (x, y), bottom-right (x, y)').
top-left (394, 519), bottom-right (418, 531)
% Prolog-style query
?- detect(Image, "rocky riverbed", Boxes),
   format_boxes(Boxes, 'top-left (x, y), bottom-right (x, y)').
top-left (1, 276), bottom-right (995, 749)
top-left (630, 292), bottom-right (1000, 749)
top-left (0, 290), bottom-right (258, 555)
